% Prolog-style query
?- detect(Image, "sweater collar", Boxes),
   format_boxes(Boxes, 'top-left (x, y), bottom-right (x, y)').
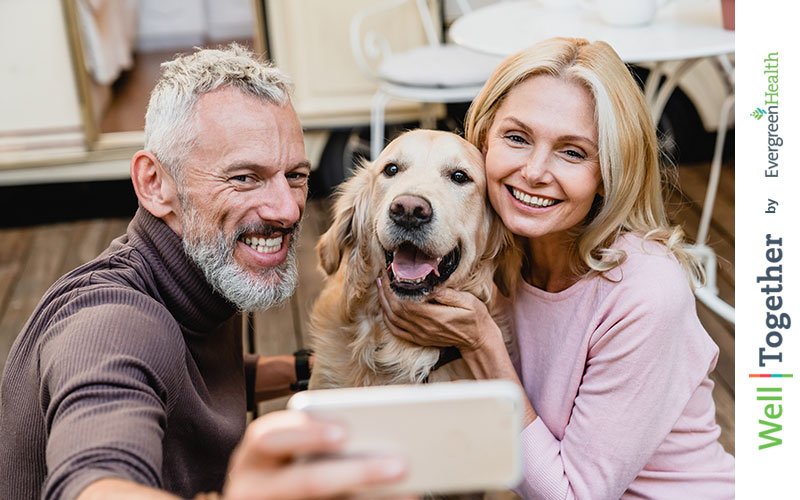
top-left (128, 208), bottom-right (237, 331)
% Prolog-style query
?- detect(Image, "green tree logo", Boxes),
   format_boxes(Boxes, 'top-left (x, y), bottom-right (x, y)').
top-left (752, 107), bottom-right (767, 120)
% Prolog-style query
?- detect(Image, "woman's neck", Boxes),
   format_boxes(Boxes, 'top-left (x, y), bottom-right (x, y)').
top-left (525, 234), bottom-right (581, 293)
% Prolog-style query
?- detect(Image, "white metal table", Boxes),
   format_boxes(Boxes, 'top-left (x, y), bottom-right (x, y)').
top-left (450, 0), bottom-right (735, 323)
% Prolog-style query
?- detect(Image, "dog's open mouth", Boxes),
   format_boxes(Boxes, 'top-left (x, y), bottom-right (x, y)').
top-left (385, 243), bottom-right (460, 297)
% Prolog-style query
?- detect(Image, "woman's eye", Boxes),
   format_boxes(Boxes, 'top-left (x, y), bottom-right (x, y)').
top-left (505, 134), bottom-right (527, 144)
top-left (564, 149), bottom-right (587, 160)
top-left (383, 163), bottom-right (399, 177)
top-left (450, 170), bottom-right (471, 184)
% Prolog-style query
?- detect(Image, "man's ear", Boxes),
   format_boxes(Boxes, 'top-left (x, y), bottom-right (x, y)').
top-left (130, 151), bottom-right (181, 231)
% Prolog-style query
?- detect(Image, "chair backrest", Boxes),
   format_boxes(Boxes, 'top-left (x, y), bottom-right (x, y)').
top-left (416, 0), bottom-right (442, 47)
top-left (350, 0), bottom-right (471, 81)
top-left (417, 0), bottom-right (474, 46)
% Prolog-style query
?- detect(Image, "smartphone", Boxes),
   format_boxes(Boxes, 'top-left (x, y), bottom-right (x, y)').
top-left (287, 379), bottom-right (523, 496)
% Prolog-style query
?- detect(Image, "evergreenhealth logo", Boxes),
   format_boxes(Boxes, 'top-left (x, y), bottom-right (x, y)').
top-left (751, 52), bottom-right (789, 454)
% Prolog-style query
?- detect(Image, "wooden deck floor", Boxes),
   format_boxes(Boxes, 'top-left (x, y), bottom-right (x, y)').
top-left (0, 159), bottom-right (735, 455)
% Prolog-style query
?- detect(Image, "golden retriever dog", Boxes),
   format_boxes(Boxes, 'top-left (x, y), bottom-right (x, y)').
top-left (308, 130), bottom-right (517, 389)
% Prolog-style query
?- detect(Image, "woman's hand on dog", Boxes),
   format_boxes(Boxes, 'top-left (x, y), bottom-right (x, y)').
top-left (377, 271), bottom-right (539, 426)
top-left (376, 270), bottom-right (501, 354)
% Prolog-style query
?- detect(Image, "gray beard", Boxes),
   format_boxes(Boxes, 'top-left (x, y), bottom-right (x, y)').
top-left (180, 205), bottom-right (299, 312)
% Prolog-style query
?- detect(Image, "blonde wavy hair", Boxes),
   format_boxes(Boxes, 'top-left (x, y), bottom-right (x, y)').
top-left (465, 37), bottom-right (703, 286)
top-left (144, 43), bottom-right (293, 181)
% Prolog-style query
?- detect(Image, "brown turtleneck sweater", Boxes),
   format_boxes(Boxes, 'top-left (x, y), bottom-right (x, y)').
top-left (0, 208), bottom-right (256, 499)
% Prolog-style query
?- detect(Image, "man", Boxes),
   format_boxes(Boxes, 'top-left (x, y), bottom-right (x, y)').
top-left (0, 45), bottom-right (406, 499)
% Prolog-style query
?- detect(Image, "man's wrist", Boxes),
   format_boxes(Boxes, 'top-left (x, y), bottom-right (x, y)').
top-left (290, 349), bottom-right (313, 392)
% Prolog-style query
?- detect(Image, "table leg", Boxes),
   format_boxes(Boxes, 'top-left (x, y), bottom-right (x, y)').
top-left (697, 93), bottom-right (735, 245)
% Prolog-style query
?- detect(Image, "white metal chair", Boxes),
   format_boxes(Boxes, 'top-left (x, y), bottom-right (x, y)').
top-left (642, 54), bottom-right (735, 324)
top-left (350, 0), bottom-right (502, 159)
top-left (688, 54), bottom-right (735, 324)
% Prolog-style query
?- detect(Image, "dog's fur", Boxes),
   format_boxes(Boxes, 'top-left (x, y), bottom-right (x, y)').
top-left (308, 130), bottom-right (518, 389)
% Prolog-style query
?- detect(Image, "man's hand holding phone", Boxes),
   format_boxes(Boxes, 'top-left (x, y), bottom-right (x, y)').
top-left (223, 411), bottom-right (414, 500)
top-left (287, 380), bottom-right (523, 497)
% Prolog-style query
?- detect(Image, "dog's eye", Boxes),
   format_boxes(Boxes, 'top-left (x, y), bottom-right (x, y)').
top-left (450, 170), bottom-right (471, 184)
top-left (383, 163), bottom-right (399, 177)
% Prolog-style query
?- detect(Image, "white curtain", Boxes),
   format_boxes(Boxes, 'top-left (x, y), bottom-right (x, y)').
top-left (77, 0), bottom-right (139, 85)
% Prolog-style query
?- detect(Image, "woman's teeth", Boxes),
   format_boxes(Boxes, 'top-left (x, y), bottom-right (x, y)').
top-left (511, 188), bottom-right (557, 208)
top-left (243, 235), bottom-right (282, 254)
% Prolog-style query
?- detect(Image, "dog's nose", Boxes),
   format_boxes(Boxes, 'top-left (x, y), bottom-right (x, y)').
top-left (389, 195), bottom-right (432, 228)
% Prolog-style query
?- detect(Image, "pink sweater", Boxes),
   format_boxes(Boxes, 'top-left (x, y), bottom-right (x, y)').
top-left (510, 235), bottom-right (734, 499)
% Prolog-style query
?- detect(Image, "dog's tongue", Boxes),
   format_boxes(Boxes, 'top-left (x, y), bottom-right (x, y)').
top-left (391, 246), bottom-right (440, 280)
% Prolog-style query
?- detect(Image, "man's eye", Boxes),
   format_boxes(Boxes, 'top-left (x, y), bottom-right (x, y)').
top-left (383, 163), bottom-right (399, 177)
top-left (287, 172), bottom-right (309, 184)
top-left (231, 175), bottom-right (250, 183)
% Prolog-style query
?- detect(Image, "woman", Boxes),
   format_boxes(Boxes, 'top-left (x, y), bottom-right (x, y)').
top-left (377, 38), bottom-right (735, 499)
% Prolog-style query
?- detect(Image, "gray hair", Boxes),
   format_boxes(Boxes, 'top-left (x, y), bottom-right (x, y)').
top-left (181, 202), bottom-right (301, 312)
top-left (144, 43), bottom-right (294, 179)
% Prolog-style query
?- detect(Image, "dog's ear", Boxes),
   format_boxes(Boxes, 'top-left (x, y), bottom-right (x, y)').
top-left (317, 163), bottom-right (375, 276)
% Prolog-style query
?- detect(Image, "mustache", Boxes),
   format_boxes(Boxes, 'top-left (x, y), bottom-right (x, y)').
top-left (234, 222), bottom-right (300, 240)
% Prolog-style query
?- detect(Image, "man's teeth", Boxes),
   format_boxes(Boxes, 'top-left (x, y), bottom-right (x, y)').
top-left (511, 188), bottom-right (557, 208)
top-left (243, 236), bottom-right (282, 254)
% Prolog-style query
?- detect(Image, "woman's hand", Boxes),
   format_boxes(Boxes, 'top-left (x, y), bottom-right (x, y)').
top-left (378, 271), bottom-right (538, 426)
top-left (376, 270), bottom-right (499, 354)
top-left (224, 411), bottom-right (413, 500)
